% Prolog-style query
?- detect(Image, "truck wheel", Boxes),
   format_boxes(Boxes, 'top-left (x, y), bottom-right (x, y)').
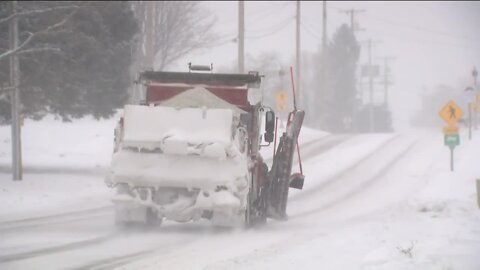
top-left (114, 204), bottom-right (131, 228)
top-left (145, 207), bottom-right (162, 227)
top-left (245, 190), bottom-right (267, 228)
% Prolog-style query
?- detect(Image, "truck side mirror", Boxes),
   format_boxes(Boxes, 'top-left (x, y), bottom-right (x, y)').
top-left (264, 111), bottom-right (275, 143)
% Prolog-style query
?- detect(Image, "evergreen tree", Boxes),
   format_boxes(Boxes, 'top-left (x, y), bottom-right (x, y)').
top-left (0, 1), bottom-right (138, 122)
top-left (320, 24), bottom-right (360, 132)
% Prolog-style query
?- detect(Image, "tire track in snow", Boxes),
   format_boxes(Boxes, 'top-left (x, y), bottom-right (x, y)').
top-left (293, 134), bottom-right (354, 163)
top-left (68, 224), bottom-right (235, 270)
top-left (0, 206), bottom-right (113, 232)
top-left (69, 250), bottom-right (154, 270)
top-left (265, 134), bottom-right (354, 164)
top-left (290, 136), bottom-right (419, 219)
top-left (0, 232), bottom-right (119, 263)
top-left (289, 134), bottom-right (400, 202)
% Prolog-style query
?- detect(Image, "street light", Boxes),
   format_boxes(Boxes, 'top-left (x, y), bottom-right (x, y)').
top-left (473, 67), bottom-right (478, 130)
top-left (465, 86), bottom-right (475, 140)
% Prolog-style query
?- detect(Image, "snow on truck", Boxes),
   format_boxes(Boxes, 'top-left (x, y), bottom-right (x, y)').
top-left (105, 64), bottom-right (305, 227)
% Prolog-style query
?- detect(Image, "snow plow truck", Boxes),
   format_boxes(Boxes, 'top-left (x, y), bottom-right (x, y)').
top-left (105, 64), bottom-right (305, 227)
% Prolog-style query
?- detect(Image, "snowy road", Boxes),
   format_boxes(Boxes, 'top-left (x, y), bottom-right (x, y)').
top-left (0, 131), bottom-right (479, 269)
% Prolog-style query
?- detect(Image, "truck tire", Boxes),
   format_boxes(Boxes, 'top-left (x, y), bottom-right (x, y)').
top-left (245, 163), bottom-right (268, 228)
top-left (145, 207), bottom-right (162, 227)
top-left (114, 204), bottom-right (161, 229)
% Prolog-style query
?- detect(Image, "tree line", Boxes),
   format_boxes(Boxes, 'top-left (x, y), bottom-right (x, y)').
top-left (0, 1), bottom-right (213, 123)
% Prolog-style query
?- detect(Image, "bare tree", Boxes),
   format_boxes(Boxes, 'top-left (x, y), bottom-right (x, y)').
top-left (154, 2), bottom-right (216, 70)
top-left (131, 1), bottom-right (216, 71)
top-left (0, 2), bottom-right (87, 62)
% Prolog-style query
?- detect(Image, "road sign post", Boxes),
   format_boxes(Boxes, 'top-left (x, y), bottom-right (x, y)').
top-left (465, 86), bottom-right (475, 140)
top-left (439, 100), bottom-right (463, 172)
top-left (477, 178), bottom-right (480, 209)
top-left (444, 134), bottom-right (459, 172)
top-left (450, 146), bottom-right (454, 171)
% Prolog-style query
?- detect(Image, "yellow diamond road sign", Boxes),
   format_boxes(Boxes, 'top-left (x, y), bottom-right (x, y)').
top-left (276, 91), bottom-right (288, 111)
top-left (439, 100), bottom-right (464, 126)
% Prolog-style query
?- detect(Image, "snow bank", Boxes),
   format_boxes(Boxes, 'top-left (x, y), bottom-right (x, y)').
top-left (0, 115), bottom-right (117, 170)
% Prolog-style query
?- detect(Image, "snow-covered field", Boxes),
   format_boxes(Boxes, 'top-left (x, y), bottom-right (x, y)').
top-left (0, 116), bottom-right (479, 269)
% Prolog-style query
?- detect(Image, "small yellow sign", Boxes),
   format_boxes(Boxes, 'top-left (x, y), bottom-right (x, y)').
top-left (443, 125), bottom-right (459, 135)
top-left (439, 100), bottom-right (464, 126)
top-left (276, 91), bottom-right (288, 111)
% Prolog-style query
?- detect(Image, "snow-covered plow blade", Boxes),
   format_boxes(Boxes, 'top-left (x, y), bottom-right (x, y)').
top-left (266, 110), bottom-right (305, 220)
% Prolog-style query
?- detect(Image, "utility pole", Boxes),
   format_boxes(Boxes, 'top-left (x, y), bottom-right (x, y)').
top-left (145, 1), bottom-right (156, 70)
top-left (367, 39), bottom-right (374, 133)
top-left (10, 0), bottom-right (22, 180)
top-left (295, 0), bottom-right (301, 105)
top-left (322, 1), bottom-right (327, 51)
top-left (341, 8), bottom-right (365, 31)
top-left (362, 39), bottom-right (382, 132)
top-left (341, 8), bottom-right (364, 133)
top-left (381, 57), bottom-right (395, 107)
top-left (317, 1), bottom-right (326, 128)
top-left (238, 1), bottom-right (245, 73)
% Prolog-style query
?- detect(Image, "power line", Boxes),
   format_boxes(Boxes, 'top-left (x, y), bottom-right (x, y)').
top-left (246, 2), bottom-right (292, 24)
top-left (366, 27), bottom-right (480, 52)
top-left (245, 16), bottom-right (294, 39)
top-left (216, 2), bottom-right (289, 26)
top-left (300, 21), bottom-right (321, 41)
top-left (246, 14), bottom-right (294, 35)
top-left (207, 14), bottom-right (295, 45)
top-left (362, 14), bottom-right (477, 43)
top-left (205, 36), bottom-right (237, 48)
top-left (327, 3), bottom-right (480, 45)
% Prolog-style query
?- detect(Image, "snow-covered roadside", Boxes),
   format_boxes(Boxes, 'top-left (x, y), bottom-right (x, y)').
top-left (0, 116), bottom-right (118, 222)
top-left (0, 115), bottom-right (118, 170)
top-left (359, 131), bottom-right (480, 270)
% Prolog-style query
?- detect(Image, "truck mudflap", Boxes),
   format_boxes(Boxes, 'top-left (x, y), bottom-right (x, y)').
top-left (266, 110), bottom-right (305, 220)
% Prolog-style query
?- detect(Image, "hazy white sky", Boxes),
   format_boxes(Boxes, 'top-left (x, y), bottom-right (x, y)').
top-left (171, 1), bottom-right (480, 131)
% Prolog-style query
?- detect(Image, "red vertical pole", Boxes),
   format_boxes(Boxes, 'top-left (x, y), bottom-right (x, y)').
top-left (290, 66), bottom-right (297, 110)
top-left (273, 117), bottom-right (278, 158)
